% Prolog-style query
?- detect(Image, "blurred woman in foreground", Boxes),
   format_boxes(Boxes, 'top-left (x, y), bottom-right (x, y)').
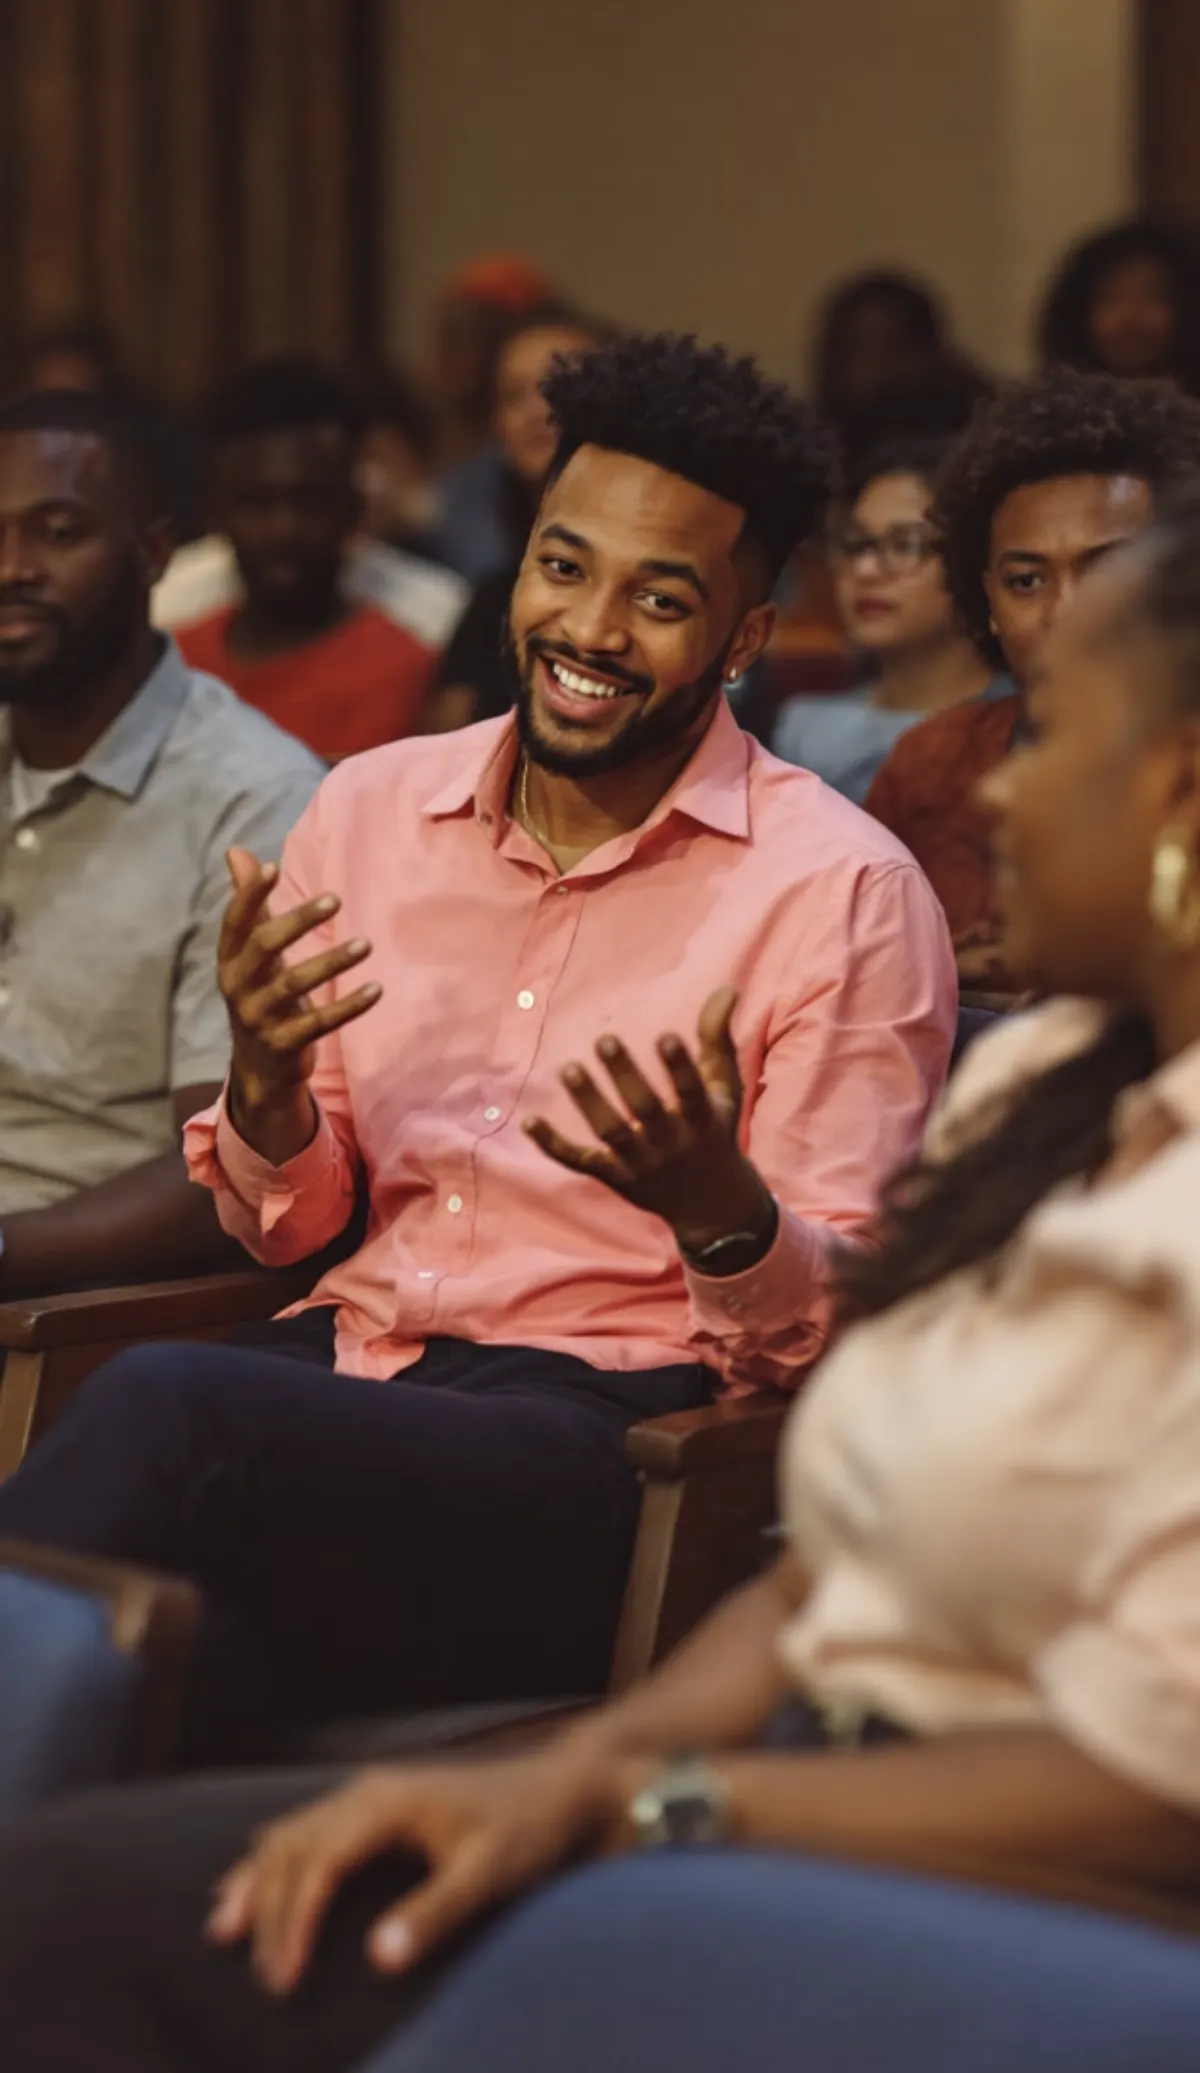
top-left (773, 433), bottom-right (997, 801)
top-left (9, 501), bottom-right (1200, 2064)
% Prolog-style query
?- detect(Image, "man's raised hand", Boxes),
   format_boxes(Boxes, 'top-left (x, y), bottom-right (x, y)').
top-left (218, 848), bottom-right (381, 1164)
top-left (523, 986), bottom-right (775, 1261)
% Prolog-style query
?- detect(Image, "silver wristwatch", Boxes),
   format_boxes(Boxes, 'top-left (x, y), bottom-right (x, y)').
top-left (628, 1756), bottom-right (732, 1849)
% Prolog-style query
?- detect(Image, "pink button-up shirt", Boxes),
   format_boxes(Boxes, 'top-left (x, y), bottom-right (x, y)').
top-left (185, 701), bottom-right (955, 1391)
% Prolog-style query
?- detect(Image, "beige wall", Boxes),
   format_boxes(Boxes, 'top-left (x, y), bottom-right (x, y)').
top-left (382, 0), bottom-right (1135, 384)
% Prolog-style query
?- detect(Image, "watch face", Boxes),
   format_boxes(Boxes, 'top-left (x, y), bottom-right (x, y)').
top-left (632, 1763), bottom-right (730, 1848)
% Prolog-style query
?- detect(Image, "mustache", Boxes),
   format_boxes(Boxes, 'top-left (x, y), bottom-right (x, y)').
top-left (0, 592), bottom-right (67, 625)
top-left (526, 635), bottom-right (654, 697)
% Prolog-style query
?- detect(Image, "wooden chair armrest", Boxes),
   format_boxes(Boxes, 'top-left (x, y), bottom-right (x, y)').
top-left (0, 1536), bottom-right (201, 1772)
top-left (611, 1392), bottom-right (790, 1692)
top-left (0, 1268), bottom-right (315, 1351)
top-left (624, 1391), bottom-right (789, 1477)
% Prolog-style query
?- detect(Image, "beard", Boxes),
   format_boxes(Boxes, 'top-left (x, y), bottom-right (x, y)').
top-left (0, 554), bottom-right (146, 708)
top-left (502, 625), bottom-right (732, 779)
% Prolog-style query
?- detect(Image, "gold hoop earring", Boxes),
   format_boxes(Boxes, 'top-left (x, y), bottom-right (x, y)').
top-left (1149, 829), bottom-right (1200, 950)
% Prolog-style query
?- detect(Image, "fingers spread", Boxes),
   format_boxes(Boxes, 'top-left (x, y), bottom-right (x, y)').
top-left (523, 1116), bottom-right (627, 1187)
top-left (697, 985), bottom-right (738, 1052)
top-left (562, 1061), bottom-right (642, 1151)
top-left (219, 857), bottom-right (279, 960)
top-left (657, 1034), bottom-right (713, 1128)
top-left (594, 1037), bottom-right (670, 1140)
top-left (260, 938), bottom-right (373, 1008)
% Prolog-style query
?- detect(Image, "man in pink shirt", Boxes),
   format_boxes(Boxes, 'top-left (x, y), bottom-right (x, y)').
top-left (0, 335), bottom-right (955, 1751)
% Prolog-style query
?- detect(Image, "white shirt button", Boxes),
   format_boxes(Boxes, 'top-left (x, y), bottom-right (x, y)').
top-left (14, 827), bottom-right (37, 852)
top-left (417, 1269), bottom-right (435, 1281)
top-left (555, 882), bottom-right (569, 895)
top-left (484, 1106), bottom-right (501, 1123)
top-left (446, 1193), bottom-right (464, 1215)
top-left (517, 989), bottom-right (536, 1011)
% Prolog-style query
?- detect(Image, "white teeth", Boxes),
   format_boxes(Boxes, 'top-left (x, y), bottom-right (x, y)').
top-left (550, 660), bottom-right (624, 701)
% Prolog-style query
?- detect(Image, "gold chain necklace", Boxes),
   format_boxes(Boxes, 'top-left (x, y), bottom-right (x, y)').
top-left (517, 754), bottom-right (550, 847)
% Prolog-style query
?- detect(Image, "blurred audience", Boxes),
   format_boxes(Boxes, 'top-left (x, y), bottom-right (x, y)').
top-left (809, 270), bottom-right (951, 469)
top-left (867, 367), bottom-right (1200, 989)
top-left (433, 255), bottom-right (570, 579)
top-left (762, 348), bottom-right (994, 717)
top-left (1038, 217), bottom-right (1200, 393)
top-left (0, 389), bottom-right (320, 1294)
top-left (426, 303), bottom-right (609, 733)
top-left (16, 494), bottom-right (1200, 2066)
top-left (772, 433), bottom-right (995, 802)
top-left (173, 360), bottom-right (448, 759)
top-left (428, 253), bottom-right (558, 469)
top-left (358, 367), bottom-right (447, 566)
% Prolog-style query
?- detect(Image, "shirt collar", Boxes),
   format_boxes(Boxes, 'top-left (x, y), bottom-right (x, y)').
top-left (76, 638), bottom-right (192, 799)
top-left (0, 636), bottom-right (192, 803)
top-left (420, 697), bottom-right (752, 847)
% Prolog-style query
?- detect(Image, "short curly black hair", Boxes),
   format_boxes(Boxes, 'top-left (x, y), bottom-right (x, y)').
top-left (540, 332), bottom-right (836, 587)
top-left (933, 366), bottom-right (1200, 669)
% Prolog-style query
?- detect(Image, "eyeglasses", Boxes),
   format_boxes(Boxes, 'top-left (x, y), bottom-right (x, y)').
top-left (829, 521), bottom-right (938, 577)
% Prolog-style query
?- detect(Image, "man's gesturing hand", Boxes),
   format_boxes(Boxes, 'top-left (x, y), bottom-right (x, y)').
top-left (218, 847), bottom-right (381, 1165)
top-left (523, 985), bottom-right (776, 1263)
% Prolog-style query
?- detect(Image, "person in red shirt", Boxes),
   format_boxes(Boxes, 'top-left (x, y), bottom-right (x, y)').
top-left (177, 360), bottom-right (435, 760)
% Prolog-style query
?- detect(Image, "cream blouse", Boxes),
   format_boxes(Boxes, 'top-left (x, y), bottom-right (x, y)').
top-left (780, 996), bottom-right (1200, 1815)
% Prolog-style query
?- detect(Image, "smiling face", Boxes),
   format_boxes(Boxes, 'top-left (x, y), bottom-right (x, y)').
top-left (506, 443), bottom-right (774, 778)
top-left (982, 472), bottom-right (1154, 687)
top-left (0, 428), bottom-right (163, 707)
top-left (979, 542), bottom-right (1198, 998)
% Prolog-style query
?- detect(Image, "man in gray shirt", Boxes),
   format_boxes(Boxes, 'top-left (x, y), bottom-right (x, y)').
top-left (0, 388), bottom-right (322, 1295)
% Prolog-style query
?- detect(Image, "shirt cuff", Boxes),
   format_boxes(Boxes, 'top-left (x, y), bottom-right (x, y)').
top-left (1039, 1620), bottom-right (1200, 1817)
top-left (683, 1200), bottom-right (831, 1338)
top-left (185, 1088), bottom-right (340, 1237)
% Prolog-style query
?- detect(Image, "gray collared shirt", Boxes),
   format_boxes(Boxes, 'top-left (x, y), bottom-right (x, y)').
top-left (0, 639), bottom-right (324, 1211)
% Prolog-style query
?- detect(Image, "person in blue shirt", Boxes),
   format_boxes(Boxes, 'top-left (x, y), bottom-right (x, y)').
top-left (772, 433), bottom-right (998, 803)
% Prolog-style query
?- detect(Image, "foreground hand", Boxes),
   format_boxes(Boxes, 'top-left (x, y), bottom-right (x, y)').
top-left (219, 847), bottom-right (382, 1122)
top-left (206, 1751), bottom-right (621, 1995)
top-left (523, 985), bottom-right (773, 1255)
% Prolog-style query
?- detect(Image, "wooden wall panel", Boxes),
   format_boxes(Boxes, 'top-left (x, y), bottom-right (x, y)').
top-left (1139, 0), bottom-right (1200, 214)
top-left (0, 0), bottom-right (380, 400)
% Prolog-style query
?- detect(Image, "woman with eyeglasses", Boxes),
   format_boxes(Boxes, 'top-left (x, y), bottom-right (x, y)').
top-left (772, 434), bottom-right (998, 803)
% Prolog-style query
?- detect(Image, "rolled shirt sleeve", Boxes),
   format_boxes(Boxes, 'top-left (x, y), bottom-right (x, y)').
top-left (1038, 1357), bottom-right (1200, 1816)
top-left (685, 859), bottom-right (956, 1391)
top-left (182, 781), bottom-right (362, 1262)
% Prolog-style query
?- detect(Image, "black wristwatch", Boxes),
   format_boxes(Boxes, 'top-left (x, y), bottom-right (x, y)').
top-left (678, 1194), bottom-right (779, 1279)
top-left (628, 1757), bottom-right (732, 1849)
